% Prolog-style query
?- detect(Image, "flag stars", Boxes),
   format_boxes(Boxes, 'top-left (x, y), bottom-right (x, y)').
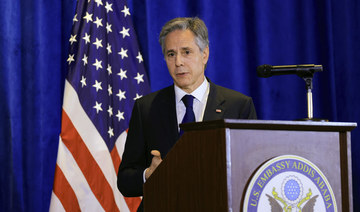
top-left (106, 22), bottom-right (112, 33)
top-left (117, 69), bottom-right (127, 80)
top-left (116, 89), bottom-right (126, 101)
top-left (83, 33), bottom-right (91, 44)
top-left (93, 59), bottom-right (103, 70)
top-left (106, 43), bottom-right (112, 54)
top-left (80, 76), bottom-right (87, 87)
top-left (136, 52), bottom-right (143, 63)
top-left (73, 14), bottom-right (78, 23)
top-left (94, 0), bottom-right (103, 7)
top-left (83, 12), bottom-right (93, 23)
top-left (93, 38), bottom-right (103, 49)
top-left (92, 80), bottom-right (103, 92)
top-left (108, 127), bottom-right (114, 138)
top-left (67, 54), bottom-right (75, 65)
top-left (105, 2), bottom-right (113, 13)
top-left (116, 110), bottom-right (125, 121)
top-left (93, 17), bottom-right (103, 28)
top-left (64, 4), bottom-right (150, 138)
top-left (108, 84), bottom-right (112, 95)
top-left (119, 27), bottom-right (130, 38)
top-left (118, 48), bottom-right (128, 59)
top-left (107, 64), bottom-right (112, 75)
top-left (134, 72), bottom-right (144, 84)
top-left (134, 93), bottom-right (142, 101)
top-left (107, 105), bottom-right (113, 117)
top-left (121, 5), bottom-right (130, 17)
top-left (93, 101), bottom-right (103, 113)
top-left (82, 54), bottom-right (88, 66)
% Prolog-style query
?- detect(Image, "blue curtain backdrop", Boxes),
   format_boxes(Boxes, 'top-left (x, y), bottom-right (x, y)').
top-left (1, 0), bottom-right (359, 211)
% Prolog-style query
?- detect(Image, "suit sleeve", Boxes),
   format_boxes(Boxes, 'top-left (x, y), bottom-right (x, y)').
top-left (117, 100), bottom-right (147, 197)
top-left (246, 97), bottom-right (257, 119)
top-left (234, 95), bottom-right (257, 120)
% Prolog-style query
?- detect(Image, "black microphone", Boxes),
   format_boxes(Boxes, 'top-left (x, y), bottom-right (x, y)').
top-left (257, 64), bottom-right (323, 78)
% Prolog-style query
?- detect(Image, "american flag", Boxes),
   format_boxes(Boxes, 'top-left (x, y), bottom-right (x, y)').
top-left (49, 0), bottom-right (150, 211)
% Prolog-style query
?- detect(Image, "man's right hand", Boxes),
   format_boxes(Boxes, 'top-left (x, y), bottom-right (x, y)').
top-left (145, 150), bottom-right (162, 180)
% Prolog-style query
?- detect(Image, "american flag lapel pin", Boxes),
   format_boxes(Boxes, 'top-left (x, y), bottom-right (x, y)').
top-left (216, 109), bottom-right (222, 113)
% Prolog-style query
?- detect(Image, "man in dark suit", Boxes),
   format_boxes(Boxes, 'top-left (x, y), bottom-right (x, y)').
top-left (117, 17), bottom-right (256, 211)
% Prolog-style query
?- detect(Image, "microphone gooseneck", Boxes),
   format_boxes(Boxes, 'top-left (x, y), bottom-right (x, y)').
top-left (257, 64), bottom-right (323, 78)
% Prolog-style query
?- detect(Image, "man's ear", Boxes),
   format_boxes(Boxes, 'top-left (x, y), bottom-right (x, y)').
top-left (202, 46), bottom-right (209, 65)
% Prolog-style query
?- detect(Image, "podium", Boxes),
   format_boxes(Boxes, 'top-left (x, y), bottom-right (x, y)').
top-left (143, 120), bottom-right (356, 212)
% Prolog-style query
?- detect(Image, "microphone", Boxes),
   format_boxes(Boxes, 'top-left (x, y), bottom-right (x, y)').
top-left (257, 64), bottom-right (323, 78)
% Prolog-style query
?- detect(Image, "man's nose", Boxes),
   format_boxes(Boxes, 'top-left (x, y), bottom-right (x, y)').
top-left (175, 54), bottom-right (183, 67)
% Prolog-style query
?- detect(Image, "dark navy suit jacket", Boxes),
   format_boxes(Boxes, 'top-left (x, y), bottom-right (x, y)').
top-left (117, 80), bottom-right (257, 203)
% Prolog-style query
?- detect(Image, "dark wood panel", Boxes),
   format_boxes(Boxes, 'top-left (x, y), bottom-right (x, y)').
top-left (340, 131), bottom-right (352, 212)
top-left (144, 128), bottom-right (229, 211)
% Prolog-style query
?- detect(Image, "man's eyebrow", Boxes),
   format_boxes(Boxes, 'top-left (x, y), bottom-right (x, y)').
top-left (166, 49), bottom-right (175, 54)
top-left (181, 47), bottom-right (192, 51)
top-left (166, 47), bottom-right (192, 54)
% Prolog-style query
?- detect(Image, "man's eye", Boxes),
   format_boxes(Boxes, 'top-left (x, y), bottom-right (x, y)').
top-left (185, 50), bottom-right (190, 55)
top-left (167, 53), bottom-right (175, 57)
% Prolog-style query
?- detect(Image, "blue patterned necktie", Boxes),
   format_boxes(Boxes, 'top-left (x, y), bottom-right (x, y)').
top-left (179, 95), bottom-right (195, 136)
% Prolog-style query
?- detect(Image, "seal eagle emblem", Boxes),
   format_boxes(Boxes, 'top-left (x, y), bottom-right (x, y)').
top-left (243, 155), bottom-right (337, 212)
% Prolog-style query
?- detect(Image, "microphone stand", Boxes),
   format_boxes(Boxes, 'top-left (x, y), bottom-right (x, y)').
top-left (304, 77), bottom-right (314, 120)
top-left (298, 76), bottom-right (327, 121)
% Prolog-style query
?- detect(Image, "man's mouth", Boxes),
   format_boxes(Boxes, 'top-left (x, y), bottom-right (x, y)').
top-left (176, 72), bottom-right (188, 76)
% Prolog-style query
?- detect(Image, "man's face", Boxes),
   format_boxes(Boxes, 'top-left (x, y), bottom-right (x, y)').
top-left (164, 29), bottom-right (209, 93)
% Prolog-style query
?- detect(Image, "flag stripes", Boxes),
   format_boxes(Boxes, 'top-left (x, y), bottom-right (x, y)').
top-left (60, 110), bottom-right (120, 212)
top-left (50, 192), bottom-right (66, 212)
top-left (110, 145), bottom-right (121, 173)
top-left (52, 165), bottom-right (81, 211)
top-left (62, 81), bottom-right (119, 191)
top-left (50, 81), bottom-right (140, 211)
top-left (55, 137), bottom-right (105, 211)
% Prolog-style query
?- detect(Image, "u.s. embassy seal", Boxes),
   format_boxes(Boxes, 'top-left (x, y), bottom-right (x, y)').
top-left (243, 155), bottom-right (337, 212)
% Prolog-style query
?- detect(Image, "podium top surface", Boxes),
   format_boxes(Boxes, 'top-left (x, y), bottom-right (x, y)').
top-left (180, 119), bottom-right (357, 132)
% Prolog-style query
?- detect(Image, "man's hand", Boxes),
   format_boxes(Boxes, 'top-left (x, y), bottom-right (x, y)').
top-left (145, 150), bottom-right (162, 180)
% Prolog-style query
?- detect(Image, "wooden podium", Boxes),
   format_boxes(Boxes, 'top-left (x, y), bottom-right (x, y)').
top-left (143, 120), bottom-right (356, 212)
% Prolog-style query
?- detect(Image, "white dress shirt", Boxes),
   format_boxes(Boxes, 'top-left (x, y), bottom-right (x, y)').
top-left (174, 77), bottom-right (210, 131)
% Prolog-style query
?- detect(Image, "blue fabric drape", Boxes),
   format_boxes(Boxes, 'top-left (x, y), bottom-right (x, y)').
top-left (0, 0), bottom-right (74, 211)
top-left (1, 0), bottom-right (360, 211)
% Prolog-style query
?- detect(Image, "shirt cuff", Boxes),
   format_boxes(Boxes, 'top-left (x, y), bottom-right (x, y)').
top-left (143, 168), bottom-right (148, 183)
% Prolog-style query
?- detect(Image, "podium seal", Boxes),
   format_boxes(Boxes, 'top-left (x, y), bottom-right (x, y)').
top-left (243, 155), bottom-right (337, 212)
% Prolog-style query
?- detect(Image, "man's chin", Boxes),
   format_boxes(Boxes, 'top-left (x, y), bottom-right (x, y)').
top-left (174, 78), bottom-right (190, 86)
top-left (174, 81), bottom-right (192, 91)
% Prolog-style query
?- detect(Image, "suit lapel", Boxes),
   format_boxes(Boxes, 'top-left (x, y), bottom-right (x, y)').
top-left (203, 81), bottom-right (225, 121)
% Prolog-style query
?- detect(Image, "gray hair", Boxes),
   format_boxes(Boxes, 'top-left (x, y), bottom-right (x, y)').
top-left (159, 17), bottom-right (209, 55)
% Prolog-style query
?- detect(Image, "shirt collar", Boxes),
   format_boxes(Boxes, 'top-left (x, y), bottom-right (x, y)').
top-left (174, 77), bottom-right (209, 103)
